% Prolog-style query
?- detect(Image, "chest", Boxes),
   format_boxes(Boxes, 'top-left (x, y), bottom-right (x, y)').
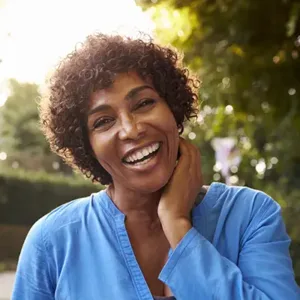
top-left (127, 227), bottom-right (173, 297)
top-left (54, 221), bottom-right (173, 300)
top-left (52, 211), bottom-right (241, 300)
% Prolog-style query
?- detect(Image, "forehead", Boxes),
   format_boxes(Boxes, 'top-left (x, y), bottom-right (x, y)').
top-left (88, 72), bottom-right (151, 109)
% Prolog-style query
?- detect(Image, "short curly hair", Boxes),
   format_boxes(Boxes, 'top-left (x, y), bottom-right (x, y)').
top-left (40, 33), bottom-right (199, 185)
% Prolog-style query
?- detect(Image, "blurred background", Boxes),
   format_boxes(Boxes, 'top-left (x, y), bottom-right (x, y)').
top-left (0, 0), bottom-right (300, 297)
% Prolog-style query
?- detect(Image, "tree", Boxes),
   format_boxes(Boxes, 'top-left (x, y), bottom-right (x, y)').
top-left (0, 79), bottom-right (71, 174)
top-left (1, 80), bottom-right (44, 152)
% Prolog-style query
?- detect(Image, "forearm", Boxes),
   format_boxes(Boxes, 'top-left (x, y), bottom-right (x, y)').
top-left (159, 228), bottom-right (299, 300)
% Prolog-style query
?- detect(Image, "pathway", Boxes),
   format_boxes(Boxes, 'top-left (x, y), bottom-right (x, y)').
top-left (0, 271), bottom-right (15, 300)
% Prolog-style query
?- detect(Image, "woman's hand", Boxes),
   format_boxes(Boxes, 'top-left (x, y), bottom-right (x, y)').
top-left (158, 137), bottom-right (203, 248)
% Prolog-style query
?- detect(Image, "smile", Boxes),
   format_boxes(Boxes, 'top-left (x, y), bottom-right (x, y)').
top-left (123, 142), bottom-right (161, 165)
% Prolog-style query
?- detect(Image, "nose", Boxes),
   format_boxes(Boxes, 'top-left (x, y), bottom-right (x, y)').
top-left (118, 114), bottom-right (145, 141)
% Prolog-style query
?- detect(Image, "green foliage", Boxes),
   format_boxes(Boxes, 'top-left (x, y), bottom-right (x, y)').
top-left (0, 79), bottom-right (73, 174)
top-left (0, 169), bottom-right (102, 262)
top-left (0, 224), bottom-right (30, 262)
top-left (0, 79), bottom-right (43, 153)
top-left (0, 168), bottom-right (102, 226)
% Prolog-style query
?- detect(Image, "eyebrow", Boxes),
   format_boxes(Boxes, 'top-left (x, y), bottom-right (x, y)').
top-left (87, 85), bottom-right (154, 117)
top-left (124, 85), bottom-right (154, 100)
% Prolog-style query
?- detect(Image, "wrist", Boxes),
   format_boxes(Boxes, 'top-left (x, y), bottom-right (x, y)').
top-left (160, 217), bottom-right (192, 249)
top-left (158, 205), bottom-right (191, 223)
top-left (159, 214), bottom-right (191, 227)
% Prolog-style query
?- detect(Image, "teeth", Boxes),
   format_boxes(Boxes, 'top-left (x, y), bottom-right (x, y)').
top-left (130, 156), bottom-right (152, 166)
top-left (153, 143), bottom-right (159, 151)
top-left (142, 149), bottom-right (149, 156)
top-left (137, 152), bottom-right (143, 160)
top-left (124, 142), bottom-right (160, 163)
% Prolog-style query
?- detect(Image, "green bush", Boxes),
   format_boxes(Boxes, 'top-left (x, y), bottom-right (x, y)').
top-left (0, 224), bottom-right (30, 262)
top-left (0, 169), bottom-right (102, 226)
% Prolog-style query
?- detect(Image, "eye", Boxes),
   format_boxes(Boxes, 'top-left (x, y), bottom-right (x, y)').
top-left (93, 117), bottom-right (113, 129)
top-left (135, 98), bottom-right (156, 110)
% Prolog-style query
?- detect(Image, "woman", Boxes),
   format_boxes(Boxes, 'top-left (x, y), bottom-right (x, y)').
top-left (13, 34), bottom-right (299, 299)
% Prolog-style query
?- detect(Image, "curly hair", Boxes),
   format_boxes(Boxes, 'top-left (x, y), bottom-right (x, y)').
top-left (40, 33), bottom-right (199, 185)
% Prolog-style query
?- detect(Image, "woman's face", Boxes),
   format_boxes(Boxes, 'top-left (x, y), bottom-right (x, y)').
top-left (87, 72), bottom-right (179, 193)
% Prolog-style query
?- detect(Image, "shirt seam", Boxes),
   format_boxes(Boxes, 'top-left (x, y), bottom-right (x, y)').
top-left (213, 281), bottom-right (221, 300)
top-left (41, 218), bottom-right (55, 296)
top-left (239, 195), bottom-right (271, 248)
top-left (257, 196), bottom-right (276, 223)
top-left (203, 182), bottom-right (226, 209)
top-left (97, 193), bottom-right (115, 219)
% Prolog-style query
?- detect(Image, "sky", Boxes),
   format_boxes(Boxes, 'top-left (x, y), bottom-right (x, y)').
top-left (0, 0), bottom-right (154, 106)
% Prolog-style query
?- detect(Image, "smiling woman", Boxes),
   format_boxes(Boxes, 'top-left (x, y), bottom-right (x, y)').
top-left (39, 34), bottom-right (198, 186)
top-left (12, 33), bottom-right (300, 300)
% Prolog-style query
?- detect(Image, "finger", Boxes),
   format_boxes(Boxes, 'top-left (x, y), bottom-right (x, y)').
top-left (179, 140), bottom-right (199, 184)
top-left (185, 140), bottom-right (201, 180)
top-left (181, 137), bottom-right (197, 157)
top-left (176, 138), bottom-right (191, 170)
top-left (181, 138), bottom-right (197, 162)
top-left (189, 143), bottom-right (199, 177)
top-left (195, 148), bottom-right (202, 180)
top-left (178, 137), bottom-right (191, 157)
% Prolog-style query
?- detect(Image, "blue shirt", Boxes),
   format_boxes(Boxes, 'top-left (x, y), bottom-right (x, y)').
top-left (12, 183), bottom-right (300, 299)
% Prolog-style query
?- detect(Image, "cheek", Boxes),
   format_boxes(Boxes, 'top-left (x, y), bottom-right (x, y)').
top-left (165, 112), bottom-right (179, 139)
top-left (161, 112), bottom-right (179, 158)
top-left (89, 134), bottom-right (115, 169)
top-left (157, 105), bottom-right (178, 131)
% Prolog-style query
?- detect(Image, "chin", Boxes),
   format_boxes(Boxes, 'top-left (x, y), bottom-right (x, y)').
top-left (129, 170), bottom-right (173, 194)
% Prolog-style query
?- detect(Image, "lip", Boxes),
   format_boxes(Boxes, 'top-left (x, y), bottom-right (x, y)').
top-left (122, 141), bottom-right (161, 162)
top-left (122, 143), bottom-right (162, 172)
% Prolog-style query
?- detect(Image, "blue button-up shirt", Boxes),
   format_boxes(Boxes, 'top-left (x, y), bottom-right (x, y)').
top-left (12, 183), bottom-right (300, 299)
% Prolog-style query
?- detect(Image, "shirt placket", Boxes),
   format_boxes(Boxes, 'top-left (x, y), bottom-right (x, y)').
top-left (115, 215), bottom-right (154, 300)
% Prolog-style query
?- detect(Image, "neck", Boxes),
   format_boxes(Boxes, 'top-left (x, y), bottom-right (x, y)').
top-left (107, 183), bottom-right (162, 227)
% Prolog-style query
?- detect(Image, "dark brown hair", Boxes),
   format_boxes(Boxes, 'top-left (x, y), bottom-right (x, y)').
top-left (40, 33), bottom-right (199, 185)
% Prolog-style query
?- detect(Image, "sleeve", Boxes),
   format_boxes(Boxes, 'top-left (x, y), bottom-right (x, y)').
top-left (159, 196), bottom-right (300, 299)
top-left (12, 218), bottom-right (55, 300)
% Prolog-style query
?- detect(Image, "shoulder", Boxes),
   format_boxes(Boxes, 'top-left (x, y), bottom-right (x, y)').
top-left (206, 182), bottom-right (279, 210)
top-left (194, 183), bottom-right (286, 248)
top-left (24, 192), bottom-right (102, 248)
top-left (199, 183), bottom-right (281, 228)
